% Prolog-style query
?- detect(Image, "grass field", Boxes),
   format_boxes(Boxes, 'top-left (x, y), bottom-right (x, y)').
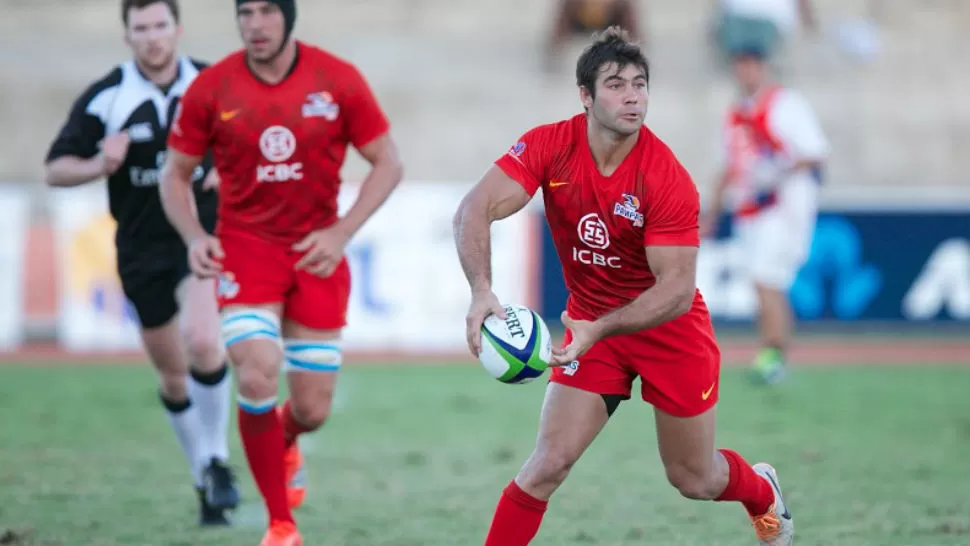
top-left (2, 360), bottom-right (969, 546)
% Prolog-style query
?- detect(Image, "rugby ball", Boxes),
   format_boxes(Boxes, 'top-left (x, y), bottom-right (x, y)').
top-left (479, 304), bottom-right (552, 384)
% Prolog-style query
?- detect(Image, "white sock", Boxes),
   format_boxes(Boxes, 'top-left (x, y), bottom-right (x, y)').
top-left (188, 365), bottom-right (232, 463)
top-left (162, 396), bottom-right (207, 488)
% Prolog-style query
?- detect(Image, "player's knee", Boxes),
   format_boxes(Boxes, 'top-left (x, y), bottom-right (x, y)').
top-left (235, 364), bottom-right (279, 399)
top-left (521, 448), bottom-right (576, 490)
top-left (158, 370), bottom-right (188, 401)
top-left (183, 329), bottom-right (223, 371)
top-left (665, 462), bottom-right (716, 500)
top-left (289, 398), bottom-right (330, 431)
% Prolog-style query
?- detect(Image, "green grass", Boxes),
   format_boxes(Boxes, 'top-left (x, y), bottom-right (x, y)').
top-left (1, 363), bottom-right (969, 546)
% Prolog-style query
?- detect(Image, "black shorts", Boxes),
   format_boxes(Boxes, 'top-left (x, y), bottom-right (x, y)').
top-left (117, 241), bottom-right (191, 329)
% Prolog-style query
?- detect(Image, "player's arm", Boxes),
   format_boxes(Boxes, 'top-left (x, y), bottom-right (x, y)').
top-left (44, 85), bottom-right (116, 187)
top-left (700, 168), bottom-right (732, 236)
top-left (333, 134), bottom-right (403, 238)
top-left (591, 245), bottom-right (698, 337)
top-left (456, 129), bottom-right (546, 355)
top-left (160, 149), bottom-right (207, 244)
top-left (453, 166), bottom-right (533, 293)
top-left (327, 65), bottom-right (403, 239)
top-left (771, 91), bottom-right (829, 177)
top-left (160, 75), bottom-right (215, 245)
top-left (159, 77), bottom-right (224, 276)
top-left (700, 121), bottom-right (737, 236)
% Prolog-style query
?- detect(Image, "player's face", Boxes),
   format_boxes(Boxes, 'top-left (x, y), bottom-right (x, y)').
top-left (124, 3), bottom-right (181, 71)
top-left (733, 56), bottom-right (766, 94)
top-left (237, 2), bottom-right (287, 63)
top-left (583, 63), bottom-right (648, 137)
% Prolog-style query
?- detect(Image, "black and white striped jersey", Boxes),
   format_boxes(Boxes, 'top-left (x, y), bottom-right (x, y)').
top-left (46, 56), bottom-right (217, 254)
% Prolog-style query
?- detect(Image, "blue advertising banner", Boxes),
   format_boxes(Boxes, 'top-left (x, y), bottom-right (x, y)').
top-left (538, 207), bottom-right (970, 325)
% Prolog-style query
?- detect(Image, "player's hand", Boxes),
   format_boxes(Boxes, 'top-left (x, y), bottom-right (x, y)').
top-left (465, 289), bottom-right (507, 357)
top-left (99, 132), bottom-right (130, 175)
top-left (550, 311), bottom-right (601, 367)
top-left (292, 227), bottom-right (349, 277)
top-left (188, 235), bottom-right (224, 278)
top-left (202, 168), bottom-right (220, 191)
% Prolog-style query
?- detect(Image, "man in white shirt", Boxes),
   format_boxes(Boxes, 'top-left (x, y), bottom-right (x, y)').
top-left (701, 45), bottom-right (829, 384)
top-left (712, 0), bottom-right (817, 62)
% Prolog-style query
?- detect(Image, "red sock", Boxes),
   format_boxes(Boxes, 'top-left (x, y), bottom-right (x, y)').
top-left (280, 400), bottom-right (314, 448)
top-left (483, 481), bottom-right (548, 546)
top-left (715, 449), bottom-right (774, 517)
top-left (238, 406), bottom-right (293, 524)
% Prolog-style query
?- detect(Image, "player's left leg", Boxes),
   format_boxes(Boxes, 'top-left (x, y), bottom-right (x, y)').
top-left (485, 383), bottom-right (615, 546)
top-left (175, 274), bottom-right (239, 511)
top-left (751, 281), bottom-right (793, 382)
top-left (120, 260), bottom-right (228, 525)
top-left (276, 260), bottom-right (353, 510)
top-left (638, 337), bottom-right (792, 545)
top-left (654, 406), bottom-right (793, 545)
top-left (278, 320), bottom-right (342, 510)
top-left (748, 177), bottom-right (819, 384)
top-left (483, 333), bottom-right (632, 546)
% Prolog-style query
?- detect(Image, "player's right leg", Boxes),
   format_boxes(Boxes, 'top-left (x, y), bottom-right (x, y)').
top-left (121, 262), bottom-right (227, 526)
top-left (747, 177), bottom-right (819, 385)
top-left (273, 259), bottom-right (353, 511)
top-left (222, 303), bottom-right (300, 545)
top-left (483, 334), bottom-right (630, 546)
top-left (740, 209), bottom-right (797, 384)
top-left (217, 231), bottom-right (303, 546)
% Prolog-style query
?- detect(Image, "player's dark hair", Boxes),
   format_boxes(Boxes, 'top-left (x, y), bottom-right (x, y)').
top-left (575, 26), bottom-right (649, 99)
top-left (122, 0), bottom-right (180, 25)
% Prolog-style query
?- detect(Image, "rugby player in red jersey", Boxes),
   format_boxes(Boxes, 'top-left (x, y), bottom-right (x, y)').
top-left (454, 27), bottom-right (793, 546)
top-left (160, 1), bottom-right (402, 544)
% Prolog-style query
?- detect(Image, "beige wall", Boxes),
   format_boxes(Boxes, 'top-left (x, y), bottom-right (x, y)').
top-left (2, 0), bottom-right (967, 193)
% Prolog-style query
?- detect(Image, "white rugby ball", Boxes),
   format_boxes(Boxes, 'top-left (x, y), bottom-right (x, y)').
top-left (479, 304), bottom-right (552, 384)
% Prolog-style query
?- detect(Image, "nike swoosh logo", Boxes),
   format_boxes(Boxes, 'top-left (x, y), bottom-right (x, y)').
top-left (548, 181), bottom-right (570, 188)
top-left (701, 381), bottom-right (716, 400)
top-left (220, 109), bottom-right (240, 121)
top-left (763, 472), bottom-right (792, 519)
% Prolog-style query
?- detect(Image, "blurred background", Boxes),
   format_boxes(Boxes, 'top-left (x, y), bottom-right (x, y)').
top-left (0, 0), bottom-right (967, 353)
top-left (0, 1), bottom-right (967, 545)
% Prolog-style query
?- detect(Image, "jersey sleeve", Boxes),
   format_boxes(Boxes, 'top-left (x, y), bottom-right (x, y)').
top-left (45, 84), bottom-right (107, 162)
top-left (343, 65), bottom-right (390, 149)
top-left (768, 91), bottom-right (829, 161)
top-left (493, 126), bottom-right (556, 196)
top-left (168, 74), bottom-right (215, 157)
top-left (642, 155), bottom-right (701, 247)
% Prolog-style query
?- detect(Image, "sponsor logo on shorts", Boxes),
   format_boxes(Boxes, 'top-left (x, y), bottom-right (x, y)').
top-left (701, 380), bottom-right (716, 400)
top-left (563, 360), bottom-right (580, 376)
top-left (217, 272), bottom-right (240, 300)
